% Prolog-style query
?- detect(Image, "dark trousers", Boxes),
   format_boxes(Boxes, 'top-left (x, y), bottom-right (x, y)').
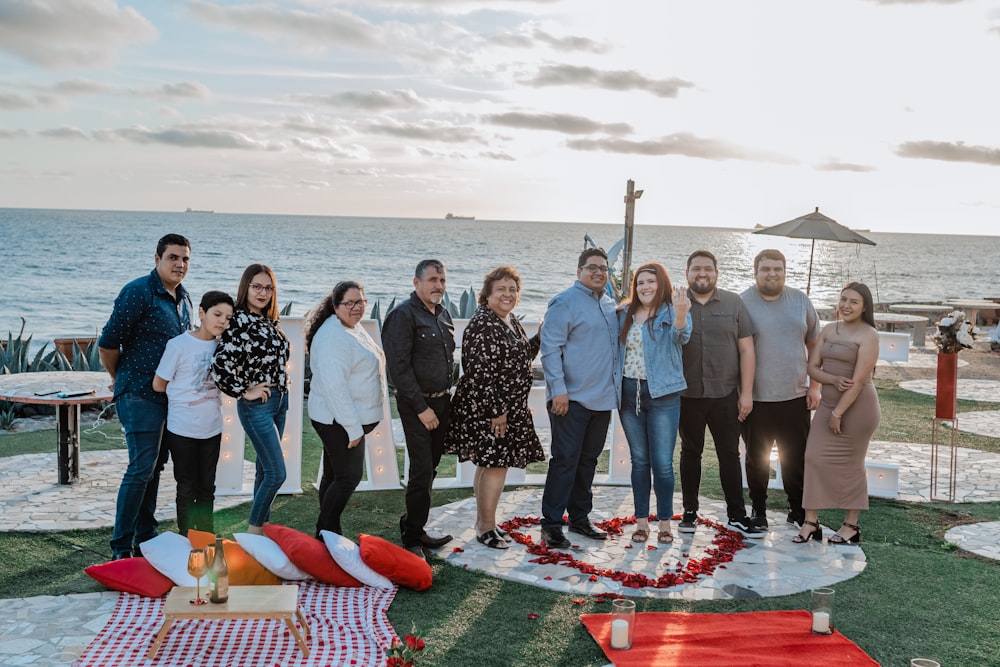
top-left (397, 395), bottom-right (450, 548)
top-left (163, 429), bottom-right (220, 536)
top-left (679, 392), bottom-right (748, 520)
top-left (541, 401), bottom-right (611, 529)
top-left (740, 397), bottom-right (811, 513)
top-left (314, 419), bottom-right (378, 537)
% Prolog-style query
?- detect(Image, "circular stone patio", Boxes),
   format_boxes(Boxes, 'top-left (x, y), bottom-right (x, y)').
top-left (425, 487), bottom-right (866, 600)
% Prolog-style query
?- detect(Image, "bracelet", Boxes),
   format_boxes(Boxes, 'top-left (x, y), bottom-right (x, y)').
top-left (831, 412), bottom-right (842, 419)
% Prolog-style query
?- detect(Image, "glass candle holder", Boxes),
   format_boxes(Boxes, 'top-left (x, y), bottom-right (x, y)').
top-left (610, 599), bottom-right (636, 650)
top-left (810, 588), bottom-right (834, 635)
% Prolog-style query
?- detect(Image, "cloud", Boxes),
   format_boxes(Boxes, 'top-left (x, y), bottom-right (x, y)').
top-left (292, 89), bottom-right (426, 111)
top-left (37, 125), bottom-right (88, 140)
top-left (366, 119), bottom-right (485, 143)
top-left (523, 64), bottom-right (694, 98)
top-left (95, 125), bottom-right (280, 151)
top-left (48, 79), bottom-right (115, 96)
top-left (188, 0), bottom-right (379, 51)
top-left (289, 136), bottom-right (368, 159)
top-left (480, 150), bottom-right (515, 161)
top-left (0, 91), bottom-right (55, 110)
top-left (485, 111), bottom-right (631, 135)
top-left (896, 140), bottom-right (1000, 165)
top-left (0, 0), bottom-right (157, 68)
top-left (816, 158), bottom-right (876, 172)
top-left (138, 82), bottom-right (212, 100)
top-left (0, 128), bottom-right (30, 139)
top-left (566, 132), bottom-right (794, 162)
top-left (491, 28), bottom-right (608, 53)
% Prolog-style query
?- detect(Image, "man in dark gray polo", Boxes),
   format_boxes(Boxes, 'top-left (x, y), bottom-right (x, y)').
top-left (677, 250), bottom-right (762, 538)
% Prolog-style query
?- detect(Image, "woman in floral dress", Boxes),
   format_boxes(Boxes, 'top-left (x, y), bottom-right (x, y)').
top-left (445, 266), bottom-right (545, 549)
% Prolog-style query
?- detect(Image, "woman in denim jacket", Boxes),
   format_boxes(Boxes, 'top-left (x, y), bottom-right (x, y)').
top-left (618, 262), bottom-right (692, 544)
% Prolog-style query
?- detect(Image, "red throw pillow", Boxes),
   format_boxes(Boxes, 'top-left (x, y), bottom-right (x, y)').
top-left (187, 530), bottom-right (280, 586)
top-left (85, 557), bottom-right (174, 597)
top-left (264, 524), bottom-right (362, 587)
top-left (358, 533), bottom-right (433, 591)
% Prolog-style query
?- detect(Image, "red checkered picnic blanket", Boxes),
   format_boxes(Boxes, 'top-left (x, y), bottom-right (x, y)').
top-left (73, 581), bottom-right (398, 667)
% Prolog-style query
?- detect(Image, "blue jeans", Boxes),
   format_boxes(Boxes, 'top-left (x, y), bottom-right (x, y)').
top-left (111, 394), bottom-right (168, 557)
top-left (620, 378), bottom-right (680, 520)
top-left (541, 401), bottom-right (610, 529)
top-left (238, 392), bottom-right (288, 528)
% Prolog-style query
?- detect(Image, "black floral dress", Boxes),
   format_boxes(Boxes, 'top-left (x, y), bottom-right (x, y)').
top-left (445, 306), bottom-right (545, 468)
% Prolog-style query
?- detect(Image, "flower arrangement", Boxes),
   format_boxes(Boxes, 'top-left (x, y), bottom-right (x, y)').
top-left (931, 310), bottom-right (979, 354)
top-left (385, 633), bottom-right (426, 666)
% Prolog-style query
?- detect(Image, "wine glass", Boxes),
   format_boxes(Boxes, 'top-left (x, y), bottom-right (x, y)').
top-left (187, 549), bottom-right (208, 605)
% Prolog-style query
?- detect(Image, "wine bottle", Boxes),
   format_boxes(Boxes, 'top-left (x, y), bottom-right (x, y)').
top-left (208, 535), bottom-right (229, 603)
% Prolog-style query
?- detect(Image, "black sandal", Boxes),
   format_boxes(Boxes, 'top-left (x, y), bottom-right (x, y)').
top-left (477, 529), bottom-right (510, 549)
top-left (495, 526), bottom-right (513, 543)
top-left (828, 522), bottom-right (861, 544)
top-left (791, 520), bottom-right (823, 543)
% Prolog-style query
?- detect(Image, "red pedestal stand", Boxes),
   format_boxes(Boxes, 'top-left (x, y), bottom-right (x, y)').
top-left (931, 352), bottom-right (959, 501)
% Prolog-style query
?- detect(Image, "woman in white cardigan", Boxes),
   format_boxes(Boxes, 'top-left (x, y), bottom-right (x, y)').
top-left (306, 281), bottom-right (386, 538)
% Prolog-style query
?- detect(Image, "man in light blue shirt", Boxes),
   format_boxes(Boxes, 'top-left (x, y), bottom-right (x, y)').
top-left (539, 248), bottom-right (621, 548)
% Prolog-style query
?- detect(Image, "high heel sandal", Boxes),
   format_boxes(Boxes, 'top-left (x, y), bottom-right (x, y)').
top-left (827, 522), bottom-right (861, 544)
top-left (791, 520), bottom-right (823, 543)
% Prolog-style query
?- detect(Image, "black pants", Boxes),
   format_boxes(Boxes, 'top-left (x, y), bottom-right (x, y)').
top-left (313, 419), bottom-right (378, 537)
top-left (163, 429), bottom-right (220, 536)
top-left (679, 392), bottom-right (748, 520)
top-left (397, 395), bottom-right (450, 548)
top-left (740, 397), bottom-right (811, 513)
top-left (541, 401), bottom-right (610, 529)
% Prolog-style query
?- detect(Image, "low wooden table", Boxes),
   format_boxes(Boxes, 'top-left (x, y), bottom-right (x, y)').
top-left (148, 585), bottom-right (310, 659)
top-left (0, 371), bottom-right (113, 484)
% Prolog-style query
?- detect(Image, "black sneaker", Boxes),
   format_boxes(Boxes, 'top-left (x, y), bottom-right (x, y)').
top-left (678, 511), bottom-right (698, 533)
top-left (787, 509), bottom-right (805, 528)
top-left (728, 516), bottom-right (765, 538)
top-left (750, 507), bottom-right (768, 529)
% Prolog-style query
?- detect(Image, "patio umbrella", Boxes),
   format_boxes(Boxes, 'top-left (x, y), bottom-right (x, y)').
top-left (752, 207), bottom-right (875, 295)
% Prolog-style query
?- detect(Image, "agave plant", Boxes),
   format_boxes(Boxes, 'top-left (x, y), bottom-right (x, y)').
top-left (280, 301), bottom-right (293, 316)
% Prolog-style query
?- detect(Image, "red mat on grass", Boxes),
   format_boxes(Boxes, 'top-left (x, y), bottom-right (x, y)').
top-left (581, 610), bottom-right (879, 666)
top-left (73, 580), bottom-right (397, 667)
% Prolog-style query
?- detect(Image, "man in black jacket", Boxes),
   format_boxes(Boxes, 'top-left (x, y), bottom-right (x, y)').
top-left (382, 259), bottom-right (456, 559)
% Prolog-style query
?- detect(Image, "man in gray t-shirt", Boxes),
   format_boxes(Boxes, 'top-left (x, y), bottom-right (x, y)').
top-left (740, 249), bottom-right (820, 529)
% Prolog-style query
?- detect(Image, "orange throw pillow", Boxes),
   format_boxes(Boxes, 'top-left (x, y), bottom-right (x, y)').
top-left (85, 557), bottom-right (174, 597)
top-left (358, 533), bottom-right (433, 591)
top-left (188, 530), bottom-right (280, 586)
top-left (263, 525), bottom-right (362, 587)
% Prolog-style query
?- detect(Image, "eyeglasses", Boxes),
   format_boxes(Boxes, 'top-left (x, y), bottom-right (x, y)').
top-left (338, 299), bottom-right (368, 310)
top-left (249, 283), bottom-right (274, 294)
top-left (581, 264), bottom-right (610, 274)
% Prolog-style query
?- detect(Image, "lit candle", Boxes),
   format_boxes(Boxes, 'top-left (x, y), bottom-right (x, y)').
top-left (812, 611), bottom-right (830, 634)
top-left (610, 619), bottom-right (630, 649)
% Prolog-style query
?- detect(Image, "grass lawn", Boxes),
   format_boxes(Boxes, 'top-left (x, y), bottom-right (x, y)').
top-left (1, 381), bottom-right (999, 666)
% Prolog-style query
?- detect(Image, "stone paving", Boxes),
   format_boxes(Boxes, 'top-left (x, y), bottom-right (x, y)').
top-left (898, 378), bottom-right (1000, 403)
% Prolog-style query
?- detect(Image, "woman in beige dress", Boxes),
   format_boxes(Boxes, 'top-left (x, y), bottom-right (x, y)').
top-left (794, 282), bottom-right (880, 545)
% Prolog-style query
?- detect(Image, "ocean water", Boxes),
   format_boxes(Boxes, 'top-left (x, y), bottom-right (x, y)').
top-left (2, 207), bottom-right (998, 345)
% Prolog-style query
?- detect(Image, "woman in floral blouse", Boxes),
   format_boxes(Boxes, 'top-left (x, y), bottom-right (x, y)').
top-left (212, 263), bottom-right (289, 535)
top-left (445, 266), bottom-right (545, 549)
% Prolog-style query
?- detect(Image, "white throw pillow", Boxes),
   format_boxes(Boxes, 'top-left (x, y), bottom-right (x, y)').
top-left (234, 532), bottom-right (311, 581)
top-left (319, 530), bottom-right (393, 589)
top-left (139, 532), bottom-right (199, 586)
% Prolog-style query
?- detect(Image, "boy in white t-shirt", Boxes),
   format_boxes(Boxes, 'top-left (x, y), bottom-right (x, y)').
top-left (153, 291), bottom-right (234, 535)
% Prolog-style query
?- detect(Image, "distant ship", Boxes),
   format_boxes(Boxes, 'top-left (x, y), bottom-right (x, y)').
top-left (185, 208), bottom-right (214, 214)
top-left (445, 213), bottom-right (474, 220)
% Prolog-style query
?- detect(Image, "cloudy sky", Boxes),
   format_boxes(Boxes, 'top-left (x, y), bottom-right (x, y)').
top-left (1, 0), bottom-right (999, 234)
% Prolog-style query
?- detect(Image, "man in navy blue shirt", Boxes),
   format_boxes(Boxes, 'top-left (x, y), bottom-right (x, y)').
top-left (539, 248), bottom-right (621, 548)
top-left (99, 234), bottom-right (193, 560)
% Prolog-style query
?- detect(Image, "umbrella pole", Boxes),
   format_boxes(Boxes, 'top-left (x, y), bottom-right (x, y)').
top-left (807, 238), bottom-right (815, 295)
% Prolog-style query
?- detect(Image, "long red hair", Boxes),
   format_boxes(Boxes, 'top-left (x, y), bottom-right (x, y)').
top-left (619, 262), bottom-right (673, 344)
